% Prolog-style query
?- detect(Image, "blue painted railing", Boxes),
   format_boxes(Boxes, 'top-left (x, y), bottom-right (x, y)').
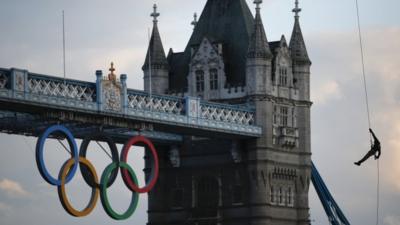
top-left (0, 68), bottom-right (10, 90)
top-left (0, 68), bottom-right (262, 137)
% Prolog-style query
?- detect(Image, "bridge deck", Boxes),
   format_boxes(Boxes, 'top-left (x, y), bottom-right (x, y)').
top-left (0, 68), bottom-right (262, 141)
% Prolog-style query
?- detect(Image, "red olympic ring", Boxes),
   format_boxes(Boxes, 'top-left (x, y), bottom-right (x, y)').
top-left (121, 135), bottom-right (159, 194)
top-left (36, 125), bottom-right (160, 220)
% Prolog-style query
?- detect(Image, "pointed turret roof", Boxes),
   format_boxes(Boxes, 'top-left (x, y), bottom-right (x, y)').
top-left (247, 0), bottom-right (272, 59)
top-left (143, 4), bottom-right (168, 70)
top-left (289, 0), bottom-right (311, 64)
top-left (168, 0), bottom-right (255, 91)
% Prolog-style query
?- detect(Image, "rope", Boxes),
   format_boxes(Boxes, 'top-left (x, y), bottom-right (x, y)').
top-left (376, 160), bottom-right (380, 225)
top-left (96, 141), bottom-right (113, 160)
top-left (355, 1), bottom-right (380, 224)
top-left (57, 139), bottom-right (71, 154)
top-left (22, 137), bottom-right (35, 155)
top-left (355, 0), bottom-right (372, 133)
top-left (58, 139), bottom-right (113, 160)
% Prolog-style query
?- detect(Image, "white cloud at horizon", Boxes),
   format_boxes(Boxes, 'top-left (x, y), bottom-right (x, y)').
top-left (0, 179), bottom-right (30, 198)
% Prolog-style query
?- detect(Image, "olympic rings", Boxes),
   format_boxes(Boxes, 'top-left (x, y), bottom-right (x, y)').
top-left (121, 135), bottom-right (159, 193)
top-left (58, 157), bottom-right (99, 217)
top-left (36, 125), bottom-right (79, 186)
top-left (35, 125), bottom-right (159, 220)
top-left (79, 133), bottom-right (119, 188)
top-left (100, 162), bottom-right (139, 220)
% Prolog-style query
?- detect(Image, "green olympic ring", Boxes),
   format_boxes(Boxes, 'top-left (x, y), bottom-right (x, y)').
top-left (100, 162), bottom-right (139, 220)
top-left (35, 125), bottom-right (159, 220)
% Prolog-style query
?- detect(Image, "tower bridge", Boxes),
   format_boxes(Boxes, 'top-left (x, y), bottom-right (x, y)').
top-left (0, 0), bottom-right (350, 224)
top-left (0, 67), bottom-right (261, 143)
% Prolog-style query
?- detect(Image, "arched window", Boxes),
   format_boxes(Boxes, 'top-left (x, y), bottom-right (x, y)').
top-left (279, 67), bottom-right (288, 86)
top-left (278, 187), bottom-right (283, 205)
top-left (280, 106), bottom-right (288, 127)
top-left (292, 108), bottom-right (297, 128)
top-left (196, 70), bottom-right (205, 92)
top-left (273, 106), bottom-right (278, 124)
top-left (287, 187), bottom-right (294, 206)
top-left (209, 69), bottom-right (218, 90)
top-left (270, 186), bottom-right (275, 204)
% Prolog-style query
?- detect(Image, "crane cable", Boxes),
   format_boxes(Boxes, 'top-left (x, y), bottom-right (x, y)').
top-left (355, 1), bottom-right (380, 225)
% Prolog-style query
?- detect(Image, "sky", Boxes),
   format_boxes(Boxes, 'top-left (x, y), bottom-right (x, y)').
top-left (0, 0), bottom-right (399, 224)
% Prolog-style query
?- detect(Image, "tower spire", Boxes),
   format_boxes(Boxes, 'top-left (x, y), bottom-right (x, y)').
top-left (142, 4), bottom-right (169, 94)
top-left (247, 0), bottom-right (272, 59)
top-left (292, 0), bottom-right (301, 18)
top-left (289, 0), bottom-right (310, 64)
top-left (143, 4), bottom-right (168, 71)
top-left (191, 13), bottom-right (198, 29)
top-left (151, 4), bottom-right (160, 23)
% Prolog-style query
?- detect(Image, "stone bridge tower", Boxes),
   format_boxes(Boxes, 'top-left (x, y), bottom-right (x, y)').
top-left (143, 1), bottom-right (312, 225)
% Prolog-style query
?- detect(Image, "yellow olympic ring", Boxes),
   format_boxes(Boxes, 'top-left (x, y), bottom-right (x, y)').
top-left (57, 157), bottom-right (100, 217)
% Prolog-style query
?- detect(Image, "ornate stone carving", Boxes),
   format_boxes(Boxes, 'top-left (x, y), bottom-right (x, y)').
top-left (14, 71), bottom-right (24, 91)
top-left (169, 145), bottom-right (180, 167)
top-left (0, 72), bottom-right (8, 89)
top-left (102, 62), bottom-right (122, 112)
top-left (102, 80), bottom-right (122, 112)
top-left (188, 98), bottom-right (200, 117)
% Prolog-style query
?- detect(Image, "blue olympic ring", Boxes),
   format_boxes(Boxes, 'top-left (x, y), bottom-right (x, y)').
top-left (35, 125), bottom-right (159, 220)
top-left (35, 125), bottom-right (79, 186)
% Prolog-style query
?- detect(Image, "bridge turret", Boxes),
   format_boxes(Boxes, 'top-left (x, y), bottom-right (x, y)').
top-left (142, 4), bottom-right (169, 95)
top-left (290, 0), bottom-right (311, 101)
top-left (246, 0), bottom-right (273, 96)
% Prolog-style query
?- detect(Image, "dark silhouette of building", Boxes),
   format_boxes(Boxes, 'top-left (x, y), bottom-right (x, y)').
top-left (144, 1), bottom-right (312, 224)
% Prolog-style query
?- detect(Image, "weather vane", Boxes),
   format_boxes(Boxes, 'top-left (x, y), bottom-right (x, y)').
top-left (151, 4), bottom-right (160, 23)
top-left (191, 13), bottom-right (198, 28)
top-left (254, 0), bottom-right (262, 10)
top-left (293, 0), bottom-right (302, 17)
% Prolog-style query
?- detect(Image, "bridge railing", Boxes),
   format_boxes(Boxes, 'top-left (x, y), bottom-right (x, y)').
top-left (0, 68), bottom-right (261, 136)
top-left (200, 101), bottom-right (255, 125)
top-left (0, 69), bottom-right (10, 90)
top-left (28, 73), bottom-right (96, 102)
top-left (127, 90), bottom-right (185, 115)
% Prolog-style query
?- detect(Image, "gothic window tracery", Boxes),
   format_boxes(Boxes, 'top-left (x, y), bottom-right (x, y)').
top-left (280, 106), bottom-right (288, 127)
top-left (270, 186), bottom-right (276, 204)
top-left (209, 69), bottom-right (218, 90)
top-left (278, 187), bottom-right (284, 205)
top-left (273, 105), bottom-right (298, 128)
top-left (196, 70), bottom-right (205, 92)
top-left (291, 108), bottom-right (297, 128)
top-left (287, 187), bottom-right (294, 207)
top-left (279, 67), bottom-right (288, 86)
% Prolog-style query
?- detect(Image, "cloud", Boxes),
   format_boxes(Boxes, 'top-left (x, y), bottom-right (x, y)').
top-left (0, 179), bottom-right (30, 198)
top-left (0, 202), bottom-right (11, 211)
top-left (312, 80), bottom-right (343, 104)
top-left (384, 215), bottom-right (400, 225)
top-left (308, 26), bottom-right (400, 224)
